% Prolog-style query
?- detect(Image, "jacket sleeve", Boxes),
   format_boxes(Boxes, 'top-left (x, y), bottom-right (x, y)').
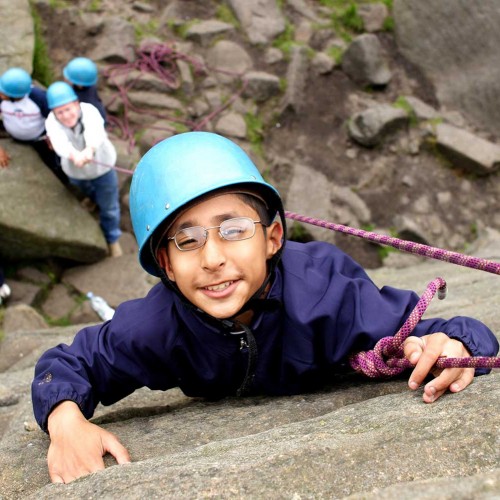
top-left (332, 251), bottom-right (500, 372)
top-left (44, 113), bottom-right (79, 159)
top-left (31, 290), bottom-right (180, 432)
top-left (81, 103), bottom-right (107, 150)
top-left (282, 242), bottom-right (499, 372)
top-left (29, 87), bottom-right (50, 118)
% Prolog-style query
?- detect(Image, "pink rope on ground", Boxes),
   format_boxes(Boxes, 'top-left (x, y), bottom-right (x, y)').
top-left (101, 42), bottom-right (246, 152)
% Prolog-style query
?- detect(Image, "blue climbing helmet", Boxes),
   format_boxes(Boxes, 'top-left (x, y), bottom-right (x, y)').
top-left (130, 131), bottom-right (285, 277)
top-left (63, 57), bottom-right (98, 87)
top-left (0, 68), bottom-right (32, 98)
top-left (46, 81), bottom-right (78, 109)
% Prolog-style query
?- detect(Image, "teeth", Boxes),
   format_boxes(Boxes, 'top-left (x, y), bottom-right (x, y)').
top-left (206, 281), bottom-right (233, 292)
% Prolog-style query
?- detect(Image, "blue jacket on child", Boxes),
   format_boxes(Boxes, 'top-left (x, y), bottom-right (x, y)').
top-left (31, 240), bottom-right (499, 431)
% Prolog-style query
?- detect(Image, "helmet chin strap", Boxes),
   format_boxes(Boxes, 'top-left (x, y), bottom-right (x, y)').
top-left (151, 238), bottom-right (283, 397)
top-left (152, 247), bottom-right (279, 325)
top-left (150, 205), bottom-right (286, 325)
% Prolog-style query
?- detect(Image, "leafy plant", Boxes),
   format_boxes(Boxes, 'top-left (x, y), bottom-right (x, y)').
top-left (245, 112), bottom-right (265, 155)
top-left (327, 45), bottom-right (344, 65)
top-left (30, 2), bottom-right (54, 86)
top-left (289, 222), bottom-right (313, 243)
top-left (382, 16), bottom-right (395, 32)
top-left (393, 96), bottom-right (417, 126)
top-left (215, 4), bottom-right (240, 28)
top-left (134, 19), bottom-right (160, 41)
top-left (339, 3), bottom-right (364, 32)
top-left (88, 0), bottom-right (101, 12)
top-left (272, 21), bottom-right (296, 56)
top-left (48, 0), bottom-right (69, 7)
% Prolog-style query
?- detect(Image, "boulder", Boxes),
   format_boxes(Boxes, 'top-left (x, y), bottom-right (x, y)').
top-left (0, 0), bottom-right (34, 73)
top-left (394, 0), bottom-right (500, 135)
top-left (0, 139), bottom-right (108, 263)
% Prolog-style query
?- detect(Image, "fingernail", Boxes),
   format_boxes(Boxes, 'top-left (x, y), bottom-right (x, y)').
top-left (410, 352), bottom-right (420, 364)
top-left (409, 380), bottom-right (418, 390)
top-left (451, 383), bottom-right (460, 392)
top-left (428, 386), bottom-right (436, 396)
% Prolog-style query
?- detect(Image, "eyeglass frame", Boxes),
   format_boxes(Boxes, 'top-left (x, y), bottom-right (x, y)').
top-left (163, 216), bottom-right (266, 252)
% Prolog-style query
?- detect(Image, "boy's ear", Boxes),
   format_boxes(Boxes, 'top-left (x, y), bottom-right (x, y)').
top-left (266, 220), bottom-right (284, 259)
top-left (156, 247), bottom-right (176, 282)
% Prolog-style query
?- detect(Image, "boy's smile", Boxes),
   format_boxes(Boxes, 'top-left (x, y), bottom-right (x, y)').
top-left (157, 193), bottom-right (282, 322)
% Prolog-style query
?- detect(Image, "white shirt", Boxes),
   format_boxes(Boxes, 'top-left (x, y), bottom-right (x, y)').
top-left (1, 96), bottom-right (45, 141)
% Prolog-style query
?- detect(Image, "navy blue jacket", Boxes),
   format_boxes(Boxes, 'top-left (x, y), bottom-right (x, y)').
top-left (29, 87), bottom-right (50, 118)
top-left (31, 241), bottom-right (499, 431)
top-left (73, 85), bottom-right (107, 122)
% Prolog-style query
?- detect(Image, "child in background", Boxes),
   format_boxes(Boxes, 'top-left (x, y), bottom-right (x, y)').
top-left (63, 57), bottom-right (107, 122)
top-left (32, 132), bottom-right (499, 484)
top-left (0, 67), bottom-right (67, 184)
top-left (44, 81), bottom-right (122, 257)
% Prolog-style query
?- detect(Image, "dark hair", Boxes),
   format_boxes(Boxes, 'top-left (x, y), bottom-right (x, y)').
top-left (234, 193), bottom-right (272, 226)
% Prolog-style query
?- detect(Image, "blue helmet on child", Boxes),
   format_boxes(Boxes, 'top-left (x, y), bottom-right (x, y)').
top-left (130, 131), bottom-right (285, 276)
top-left (63, 57), bottom-right (98, 87)
top-left (0, 68), bottom-right (32, 98)
top-left (46, 81), bottom-right (78, 109)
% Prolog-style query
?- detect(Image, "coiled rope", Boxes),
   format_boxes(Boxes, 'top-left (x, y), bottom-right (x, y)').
top-left (285, 211), bottom-right (500, 375)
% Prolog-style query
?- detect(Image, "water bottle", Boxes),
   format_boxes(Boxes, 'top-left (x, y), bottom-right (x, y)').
top-left (86, 292), bottom-right (115, 321)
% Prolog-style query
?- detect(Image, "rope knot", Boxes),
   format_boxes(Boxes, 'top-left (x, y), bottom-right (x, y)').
top-left (349, 336), bottom-right (406, 378)
top-left (349, 277), bottom-right (447, 378)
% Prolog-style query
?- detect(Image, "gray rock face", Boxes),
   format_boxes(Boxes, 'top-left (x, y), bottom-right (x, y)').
top-left (88, 16), bottom-right (135, 63)
top-left (0, 139), bottom-right (107, 262)
top-left (227, 0), bottom-right (286, 44)
top-left (206, 40), bottom-right (253, 83)
top-left (0, 0), bottom-right (33, 73)
top-left (1, 221), bottom-right (500, 500)
top-left (394, 0), bottom-right (500, 135)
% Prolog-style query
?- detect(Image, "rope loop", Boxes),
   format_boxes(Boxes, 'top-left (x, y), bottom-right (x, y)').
top-left (349, 278), bottom-right (447, 378)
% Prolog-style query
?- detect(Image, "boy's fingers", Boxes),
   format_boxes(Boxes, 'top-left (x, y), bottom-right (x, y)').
top-left (407, 341), bottom-right (443, 389)
top-left (102, 432), bottom-right (131, 465)
top-left (422, 367), bottom-right (475, 402)
top-left (403, 336), bottom-right (425, 365)
top-left (49, 473), bottom-right (64, 484)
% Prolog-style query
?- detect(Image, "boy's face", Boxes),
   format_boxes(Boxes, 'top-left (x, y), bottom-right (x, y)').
top-left (157, 193), bottom-right (283, 320)
top-left (53, 101), bottom-right (80, 128)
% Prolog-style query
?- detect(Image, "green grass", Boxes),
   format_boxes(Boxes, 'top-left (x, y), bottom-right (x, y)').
top-left (48, 0), bottom-right (69, 7)
top-left (272, 21), bottom-right (296, 56)
top-left (134, 19), bottom-right (160, 41)
top-left (215, 4), bottom-right (240, 28)
top-left (318, 0), bottom-right (394, 40)
top-left (393, 96), bottom-right (418, 126)
top-left (327, 45), bottom-right (345, 65)
top-left (30, 1), bottom-right (54, 86)
top-left (288, 222), bottom-right (313, 243)
top-left (88, 0), bottom-right (101, 12)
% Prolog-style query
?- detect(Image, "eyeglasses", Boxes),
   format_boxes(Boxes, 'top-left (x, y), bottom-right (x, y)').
top-left (166, 217), bottom-right (264, 251)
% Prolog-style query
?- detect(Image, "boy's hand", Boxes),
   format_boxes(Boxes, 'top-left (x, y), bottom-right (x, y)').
top-left (0, 147), bottom-right (10, 167)
top-left (47, 401), bottom-right (131, 483)
top-left (404, 333), bottom-right (474, 403)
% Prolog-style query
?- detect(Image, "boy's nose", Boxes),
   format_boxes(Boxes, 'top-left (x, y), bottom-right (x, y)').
top-left (200, 231), bottom-right (226, 271)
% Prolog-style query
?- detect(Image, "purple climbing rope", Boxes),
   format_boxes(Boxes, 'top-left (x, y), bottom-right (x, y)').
top-left (285, 211), bottom-right (500, 374)
top-left (285, 211), bottom-right (500, 275)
